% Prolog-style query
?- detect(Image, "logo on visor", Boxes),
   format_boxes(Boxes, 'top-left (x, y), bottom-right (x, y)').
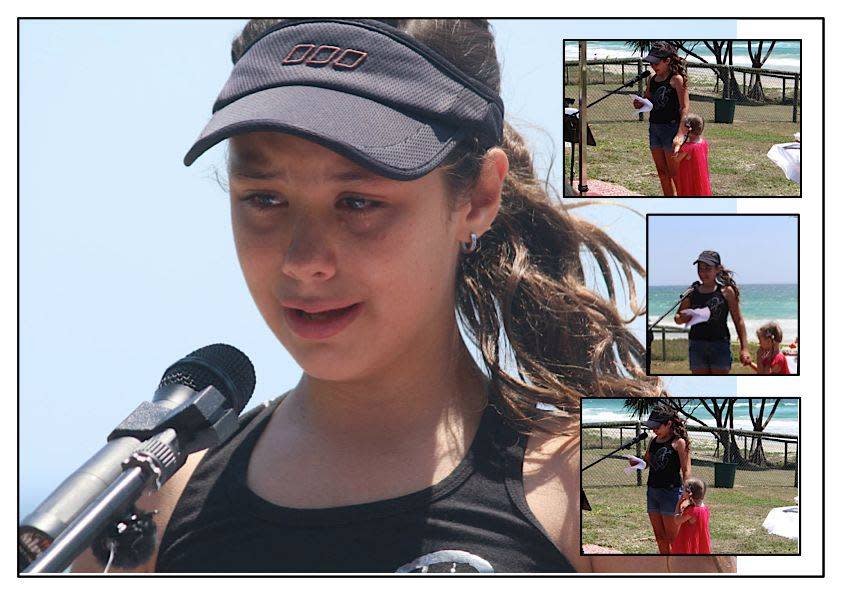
top-left (282, 44), bottom-right (368, 70)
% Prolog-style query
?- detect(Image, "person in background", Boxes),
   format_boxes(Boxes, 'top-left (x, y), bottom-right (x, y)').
top-left (672, 477), bottom-right (711, 554)
top-left (673, 113), bottom-right (711, 196)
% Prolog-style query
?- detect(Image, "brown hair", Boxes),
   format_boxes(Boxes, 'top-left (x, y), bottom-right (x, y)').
top-left (685, 477), bottom-right (706, 501)
top-left (230, 19), bottom-right (661, 431)
top-left (757, 321), bottom-right (783, 343)
top-left (685, 113), bottom-right (704, 135)
top-left (716, 267), bottom-right (741, 301)
top-left (653, 403), bottom-right (691, 452)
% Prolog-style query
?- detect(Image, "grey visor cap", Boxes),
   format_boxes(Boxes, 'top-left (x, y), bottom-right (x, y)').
top-left (184, 19), bottom-right (504, 180)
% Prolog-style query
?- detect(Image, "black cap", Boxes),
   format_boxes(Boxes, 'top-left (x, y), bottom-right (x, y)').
top-left (644, 409), bottom-right (672, 429)
top-left (642, 41), bottom-right (677, 64)
top-left (184, 19), bottom-right (505, 180)
top-left (693, 250), bottom-right (721, 267)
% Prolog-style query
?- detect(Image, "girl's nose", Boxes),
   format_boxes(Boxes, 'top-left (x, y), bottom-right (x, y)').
top-left (281, 217), bottom-right (337, 282)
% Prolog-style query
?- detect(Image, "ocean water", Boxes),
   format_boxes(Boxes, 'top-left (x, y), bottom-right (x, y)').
top-left (583, 398), bottom-right (799, 436)
top-left (648, 284), bottom-right (798, 342)
top-left (563, 41), bottom-right (801, 73)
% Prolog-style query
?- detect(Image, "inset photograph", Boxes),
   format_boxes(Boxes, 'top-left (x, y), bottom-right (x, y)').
top-left (647, 214), bottom-right (799, 376)
top-left (563, 40), bottom-right (801, 197)
top-left (581, 398), bottom-right (799, 555)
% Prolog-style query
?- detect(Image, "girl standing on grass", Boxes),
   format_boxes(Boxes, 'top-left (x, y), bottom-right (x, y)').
top-left (675, 250), bottom-right (751, 374)
top-left (748, 321), bottom-right (791, 374)
top-left (641, 406), bottom-right (692, 555)
top-left (632, 41), bottom-right (690, 196)
top-left (674, 114), bottom-right (712, 196)
top-left (72, 19), bottom-right (731, 574)
top-left (672, 477), bottom-right (711, 554)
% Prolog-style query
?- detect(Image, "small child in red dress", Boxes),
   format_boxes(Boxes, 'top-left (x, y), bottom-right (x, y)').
top-left (672, 477), bottom-right (711, 554)
top-left (748, 321), bottom-right (791, 374)
top-left (673, 113), bottom-right (711, 196)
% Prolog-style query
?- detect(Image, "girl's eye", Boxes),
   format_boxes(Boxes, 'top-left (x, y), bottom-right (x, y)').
top-left (242, 193), bottom-right (286, 210)
top-left (338, 196), bottom-right (382, 212)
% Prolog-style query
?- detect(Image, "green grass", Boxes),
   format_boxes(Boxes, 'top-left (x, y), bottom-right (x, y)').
top-left (647, 340), bottom-right (760, 375)
top-left (562, 88), bottom-right (800, 196)
top-left (582, 484), bottom-right (798, 554)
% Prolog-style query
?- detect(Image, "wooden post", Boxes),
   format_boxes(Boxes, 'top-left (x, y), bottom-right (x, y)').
top-left (620, 427), bottom-right (624, 446)
top-left (602, 62), bottom-right (606, 84)
top-left (600, 427), bottom-right (604, 449)
top-left (635, 422), bottom-right (643, 487)
top-left (621, 62), bottom-right (625, 81)
top-left (743, 435), bottom-right (747, 459)
top-left (793, 75), bottom-right (799, 123)
top-left (794, 442), bottom-right (799, 488)
top-left (742, 71), bottom-right (746, 94)
top-left (782, 77), bottom-right (787, 103)
top-left (637, 59), bottom-right (644, 122)
top-left (784, 441), bottom-right (788, 467)
top-left (661, 328), bottom-right (666, 361)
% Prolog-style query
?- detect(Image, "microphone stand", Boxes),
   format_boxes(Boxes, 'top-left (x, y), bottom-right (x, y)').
top-left (587, 73), bottom-right (649, 110)
top-left (22, 386), bottom-right (240, 574)
top-left (646, 283), bottom-right (697, 373)
top-left (581, 431), bottom-right (649, 512)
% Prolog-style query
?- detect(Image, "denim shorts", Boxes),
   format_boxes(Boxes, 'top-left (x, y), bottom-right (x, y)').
top-left (648, 120), bottom-right (680, 151)
top-left (689, 339), bottom-right (733, 372)
top-left (647, 485), bottom-right (684, 515)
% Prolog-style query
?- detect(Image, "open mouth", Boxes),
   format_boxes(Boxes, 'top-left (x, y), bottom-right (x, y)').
top-left (283, 303), bottom-right (363, 340)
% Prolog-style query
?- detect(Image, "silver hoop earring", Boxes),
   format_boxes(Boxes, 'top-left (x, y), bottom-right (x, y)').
top-left (460, 232), bottom-right (478, 254)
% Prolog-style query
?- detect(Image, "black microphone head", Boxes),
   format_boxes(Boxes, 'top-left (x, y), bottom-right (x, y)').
top-left (158, 344), bottom-right (255, 414)
top-left (641, 70), bottom-right (651, 78)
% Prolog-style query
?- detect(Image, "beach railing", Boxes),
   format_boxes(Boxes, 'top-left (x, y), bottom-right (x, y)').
top-left (648, 324), bottom-right (688, 361)
top-left (564, 59), bottom-right (800, 124)
top-left (582, 421), bottom-right (798, 488)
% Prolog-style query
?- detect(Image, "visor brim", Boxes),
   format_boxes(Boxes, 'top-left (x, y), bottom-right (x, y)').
top-left (184, 85), bottom-right (462, 180)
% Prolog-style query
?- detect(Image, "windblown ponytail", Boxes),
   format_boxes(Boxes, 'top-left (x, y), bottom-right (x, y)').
top-left (717, 267), bottom-right (741, 300)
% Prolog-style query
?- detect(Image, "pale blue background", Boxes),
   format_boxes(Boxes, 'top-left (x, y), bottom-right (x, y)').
top-left (19, 19), bottom-right (737, 519)
top-left (648, 215), bottom-right (799, 285)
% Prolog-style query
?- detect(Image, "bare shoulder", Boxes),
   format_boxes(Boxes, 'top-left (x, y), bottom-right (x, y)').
top-left (71, 449), bottom-right (207, 573)
top-left (722, 285), bottom-right (737, 300)
top-left (522, 414), bottom-right (591, 571)
top-left (670, 74), bottom-right (685, 88)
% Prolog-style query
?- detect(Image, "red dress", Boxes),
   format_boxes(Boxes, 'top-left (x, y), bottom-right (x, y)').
top-left (676, 138), bottom-right (712, 196)
top-left (672, 503), bottom-right (711, 554)
top-left (761, 351), bottom-right (791, 374)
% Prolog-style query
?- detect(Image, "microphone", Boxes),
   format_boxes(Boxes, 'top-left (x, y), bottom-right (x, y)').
top-left (625, 70), bottom-right (651, 86)
top-left (18, 344), bottom-right (255, 568)
top-left (680, 281), bottom-right (700, 300)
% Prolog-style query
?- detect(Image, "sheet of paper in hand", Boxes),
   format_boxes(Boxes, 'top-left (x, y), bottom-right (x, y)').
top-left (623, 455), bottom-right (647, 474)
top-left (631, 94), bottom-right (653, 114)
top-left (680, 307), bottom-right (710, 329)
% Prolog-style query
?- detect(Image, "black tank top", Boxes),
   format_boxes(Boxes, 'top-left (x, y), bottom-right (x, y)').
top-left (649, 74), bottom-right (680, 124)
top-left (647, 437), bottom-right (682, 489)
top-left (156, 398), bottom-right (574, 573)
top-left (688, 285), bottom-right (731, 342)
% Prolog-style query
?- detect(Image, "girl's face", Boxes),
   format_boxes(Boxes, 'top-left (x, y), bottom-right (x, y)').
top-left (696, 262), bottom-right (719, 285)
top-left (228, 132), bottom-right (477, 382)
top-left (652, 420), bottom-right (673, 440)
top-left (650, 57), bottom-right (670, 77)
top-left (758, 333), bottom-right (775, 350)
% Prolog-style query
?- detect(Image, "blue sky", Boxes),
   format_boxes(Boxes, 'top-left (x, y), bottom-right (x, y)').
top-left (19, 19), bottom-right (739, 518)
top-left (648, 214), bottom-right (799, 285)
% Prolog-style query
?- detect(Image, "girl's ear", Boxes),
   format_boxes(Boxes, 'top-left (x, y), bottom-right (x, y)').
top-left (455, 148), bottom-right (508, 243)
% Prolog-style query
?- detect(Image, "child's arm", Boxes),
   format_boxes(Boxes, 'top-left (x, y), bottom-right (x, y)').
top-left (673, 494), bottom-right (695, 525)
top-left (673, 149), bottom-right (691, 162)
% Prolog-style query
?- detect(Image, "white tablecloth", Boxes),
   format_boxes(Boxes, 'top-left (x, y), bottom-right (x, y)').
top-left (762, 506), bottom-right (799, 540)
top-left (767, 142), bottom-right (801, 184)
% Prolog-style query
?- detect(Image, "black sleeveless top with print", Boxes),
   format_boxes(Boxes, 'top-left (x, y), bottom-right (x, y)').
top-left (647, 437), bottom-right (682, 489)
top-left (155, 399), bottom-right (574, 573)
top-left (649, 74), bottom-right (680, 124)
top-left (688, 284), bottom-right (731, 342)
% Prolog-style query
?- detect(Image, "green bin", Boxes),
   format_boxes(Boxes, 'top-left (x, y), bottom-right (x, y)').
top-left (714, 98), bottom-right (736, 123)
top-left (714, 462), bottom-right (738, 488)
